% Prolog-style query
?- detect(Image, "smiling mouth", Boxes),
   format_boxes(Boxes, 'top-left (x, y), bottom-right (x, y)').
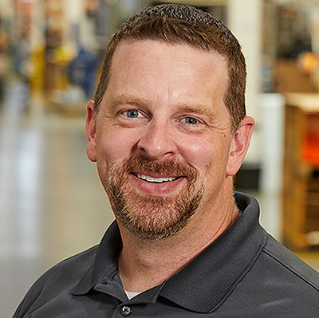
top-left (136, 173), bottom-right (179, 183)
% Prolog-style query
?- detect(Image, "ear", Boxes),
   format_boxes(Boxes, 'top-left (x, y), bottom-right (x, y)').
top-left (86, 100), bottom-right (97, 162)
top-left (226, 116), bottom-right (255, 176)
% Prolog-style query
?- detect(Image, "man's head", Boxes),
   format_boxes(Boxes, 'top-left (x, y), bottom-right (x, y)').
top-left (86, 4), bottom-right (254, 241)
top-left (93, 4), bottom-right (246, 133)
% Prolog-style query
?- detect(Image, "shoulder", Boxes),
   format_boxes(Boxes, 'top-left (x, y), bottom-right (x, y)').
top-left (37, 245), bottom-right (98, 287)
top-left (262, 235), bottom-right (319, 290)
top-left (242, 234), bottom-right (319, 307)
top-left (220, 234), bottom-right (319, 316)
top-left (13, 246), bottom-right (98, 317)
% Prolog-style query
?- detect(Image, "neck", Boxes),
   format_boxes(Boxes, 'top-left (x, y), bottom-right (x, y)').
top-left (117, 192), bottom-right (239, 293)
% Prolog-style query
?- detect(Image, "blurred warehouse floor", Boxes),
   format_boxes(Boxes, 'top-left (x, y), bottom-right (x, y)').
top-left (1, 81), bottom-right (319, 317)
top-left (0, 82), bottom-right (114, 317)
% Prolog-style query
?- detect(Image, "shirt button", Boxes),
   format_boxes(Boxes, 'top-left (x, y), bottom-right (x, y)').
top-left (121, 305), bottom-right (132, 316)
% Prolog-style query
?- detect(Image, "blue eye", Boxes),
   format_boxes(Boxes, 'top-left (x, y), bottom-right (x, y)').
top-left (124, 110), bottom-right (141, 118)
top-left (184, 117), bottom-right (198, 125)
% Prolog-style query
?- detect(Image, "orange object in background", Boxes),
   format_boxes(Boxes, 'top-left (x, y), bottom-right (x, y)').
top-left (301, 132), bottom-right (319, 167)
top-left (301, 112), bottom-right (319, 167)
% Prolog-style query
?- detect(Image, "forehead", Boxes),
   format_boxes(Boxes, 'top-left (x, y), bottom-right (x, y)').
top-left (111, 38), bottom-right (228, 74)
top-left (105, 39), bottom-right (229, 114)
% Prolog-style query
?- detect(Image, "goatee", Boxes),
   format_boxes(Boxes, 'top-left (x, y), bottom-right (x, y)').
top-left (107, 153), bottom-right (204, 241)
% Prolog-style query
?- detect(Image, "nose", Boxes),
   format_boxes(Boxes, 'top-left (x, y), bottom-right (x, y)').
top-left (137, 120), bottom-right (177, 160)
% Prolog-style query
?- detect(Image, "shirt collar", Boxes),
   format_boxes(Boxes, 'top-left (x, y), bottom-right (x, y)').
top-left (72, 192), bottom-right (268, 313)
top-left (159, 192), bottom-right (268, 313)
top-left (72, 221), bottom-right (122, 295)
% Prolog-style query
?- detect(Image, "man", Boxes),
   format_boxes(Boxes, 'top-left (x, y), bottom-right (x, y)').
top-left (14, 4), bottom-right (319, 317)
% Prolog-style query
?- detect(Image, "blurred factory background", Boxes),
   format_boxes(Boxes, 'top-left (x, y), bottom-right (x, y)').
top-left (2, 0), bottom-right (319, 316)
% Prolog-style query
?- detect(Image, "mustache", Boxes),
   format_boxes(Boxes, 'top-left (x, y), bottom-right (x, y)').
top-left (110, 153), bottom-right (198, 182)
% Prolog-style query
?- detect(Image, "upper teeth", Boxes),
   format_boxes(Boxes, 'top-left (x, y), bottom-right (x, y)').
top-left (137, 174), bottom-right (177, 183)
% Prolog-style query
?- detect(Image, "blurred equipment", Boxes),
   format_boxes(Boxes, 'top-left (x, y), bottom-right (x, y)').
top-left (67, 47), bottom-right (96, 99)
top-left (0, 27), bottom-right (8, 105)
top-left (283, 93), bottom-right (319, 250)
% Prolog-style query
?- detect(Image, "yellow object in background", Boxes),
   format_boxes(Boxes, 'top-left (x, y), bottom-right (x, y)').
top-left (29, 46), bottom-right (45, 93)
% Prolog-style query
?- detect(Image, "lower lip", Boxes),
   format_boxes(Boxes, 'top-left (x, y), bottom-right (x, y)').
top-left (129, 174), bottom-right (186, 196)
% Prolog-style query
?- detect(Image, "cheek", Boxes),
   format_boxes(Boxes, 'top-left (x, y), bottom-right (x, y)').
top-left (95, 128), bottom-right (137, 168)
top-left (179, 136), bottom-right (231, 178)
top-left (179, 138), bottom-right (214, 171)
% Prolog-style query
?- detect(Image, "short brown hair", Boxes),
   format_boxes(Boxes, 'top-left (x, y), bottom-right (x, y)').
top-left (94, 4), bottom-right (246, 133)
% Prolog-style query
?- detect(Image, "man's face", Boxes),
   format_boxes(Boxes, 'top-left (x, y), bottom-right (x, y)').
top-left (86, 39), bottom-right (243, 240)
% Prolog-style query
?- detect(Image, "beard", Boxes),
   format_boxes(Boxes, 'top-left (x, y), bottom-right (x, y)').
top-left (106, 153), bottom-right (204, 241)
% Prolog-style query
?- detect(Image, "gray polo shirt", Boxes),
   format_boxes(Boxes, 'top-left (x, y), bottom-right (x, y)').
top-left (13, 193), bottom-right (319, 317)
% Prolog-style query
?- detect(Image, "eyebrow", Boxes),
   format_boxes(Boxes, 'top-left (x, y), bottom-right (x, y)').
top-left (178, 104), bottom-right (215, 115)
top-left (176, 103), bottom-right (219, 122)
top-left (106, 94), bottom-right (149, 113)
